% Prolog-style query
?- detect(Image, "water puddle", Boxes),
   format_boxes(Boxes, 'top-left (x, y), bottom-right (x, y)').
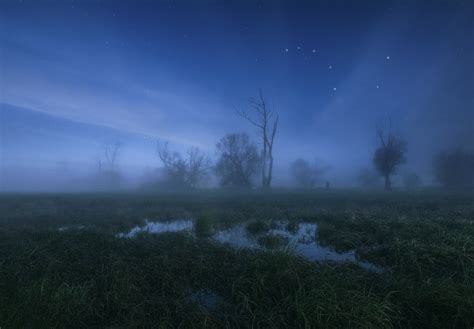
top-left (115, 219), bottom-right (382, 272)
top-left (116, 219), bottom-right (193, 238)
top-left (58, 225), bottom-right (86, 232)
top-left (214, 222), bottom-right (382, 272)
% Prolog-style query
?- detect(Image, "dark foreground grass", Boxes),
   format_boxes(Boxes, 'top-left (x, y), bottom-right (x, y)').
top-left (0, 190), bottom-right (473, 328)
top-left (0, 231), bottom-right (397, 329)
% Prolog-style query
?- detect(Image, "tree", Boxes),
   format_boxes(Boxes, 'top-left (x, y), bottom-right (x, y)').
top-left (373, 123), bottom-right (406, 190)
top-left (157, 142), bottom-right (210, 190)
top-left (215, 133), bottom-right (261, 188)
top-left (289, 158), bottom-right (323, 189)
top-left (357, 168), bottom-right (381, 188)
top-left (186, 147), bottom-right (211, 189)
top-left (434, 150), bottom-right (474, 189)
top-left (238, 90), bottom-right (278, 189)
top-left (104, 141), bottom-right (121, 171)
top-left (96, 141), bottom-right (123, 189)
top-left (403, 172), bottom-right (422, 190)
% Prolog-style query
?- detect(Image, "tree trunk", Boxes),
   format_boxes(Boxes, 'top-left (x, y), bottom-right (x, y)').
top-left (266, 155), bottom-right (274, 188)
top-left (384, 174), bottom-right (391, 190)
top-left (261, 145), bottom-right (267, 188)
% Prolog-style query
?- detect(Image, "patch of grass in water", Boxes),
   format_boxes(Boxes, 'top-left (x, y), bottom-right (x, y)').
top-left (245, 220), bottom-right (270, 235)
top-left (257, 234), bottom-right (289, 250)
top-left (285, 221), bottom-right (300, 234)
top-left (194, 215), bottom-right (214, 238)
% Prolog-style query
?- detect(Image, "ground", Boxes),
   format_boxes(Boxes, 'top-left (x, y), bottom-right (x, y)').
top-left (0, 190), bottom-right (473, 328)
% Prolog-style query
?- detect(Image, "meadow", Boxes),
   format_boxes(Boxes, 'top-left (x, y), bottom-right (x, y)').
top-left (0, 190), bottom-right (473, 328)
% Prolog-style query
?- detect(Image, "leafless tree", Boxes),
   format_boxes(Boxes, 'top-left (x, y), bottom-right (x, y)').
top-left (215, 133), bottom-right (261, 188)
top-left (104, 141), bottom-right (122, 170)
top-left (289, 158), bottom-right (324, 189)
top-left (357, 168), bottom-right (381, 188)
top-left (157, 142), bottom-right (182, 171)
top-left (157, 141), bottom-right (210, 189)
top-left (95, 141), bottom-right (123, 189)
top-left (97, 158), bottom-right (103, 173)
top-left (434, 149), bottom-right (474, 189)
top-left (373, 122), bottom-right (406, 190)
top-left (187, 147), bottom-right (211, 188)
top-left (237, 89), bottom-right (278, 189)
top-left (403, 172), bottom-right (422, 190)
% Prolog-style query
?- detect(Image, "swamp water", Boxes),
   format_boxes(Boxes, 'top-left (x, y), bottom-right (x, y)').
top-left (116, 219), bottom-right (382, 272)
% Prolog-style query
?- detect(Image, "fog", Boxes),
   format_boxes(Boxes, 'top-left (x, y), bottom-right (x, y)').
top-left (1, 0), bottom-right (473, 192)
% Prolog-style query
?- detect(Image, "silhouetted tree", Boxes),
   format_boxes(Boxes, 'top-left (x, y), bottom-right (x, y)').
top-left (215, 133), bottom-right (261, 188)
top-left (357, 168), bottom-right (381, 188)
top-left (97, 141), bottom-right (123, 189)
top-left (373, 123), bottom-right (406, 190)
top-left (104, 141), bottom-right (121, 170)
top-left (289, 158), bottom-right (322, 189)
top-left (238, 90), bottom-right (278, 189)
top-left (157, 142), bottom-right (210, 190)
top-left (186, 147), bottom-right (211, 189)
top-left (403, 172), bottom-right (422, 190)
top-left (434, 150), bottom-right (474, 189)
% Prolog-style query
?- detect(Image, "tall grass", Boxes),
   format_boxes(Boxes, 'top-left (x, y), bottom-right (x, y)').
top-left (0, 190), bottom-right (473, 328)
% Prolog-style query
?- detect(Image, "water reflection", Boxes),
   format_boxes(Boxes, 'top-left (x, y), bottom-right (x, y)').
top-left (116, 219), bottom-right (193, 238)
top-left (214, 223), bottom-right (357, 262)
top-left (115, 219), bottom-right (382, 272)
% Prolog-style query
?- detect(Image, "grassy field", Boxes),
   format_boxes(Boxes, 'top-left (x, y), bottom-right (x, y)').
top-left (0, 190), bottom-right (473, 328)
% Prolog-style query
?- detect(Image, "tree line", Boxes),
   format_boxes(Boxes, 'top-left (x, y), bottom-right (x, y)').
top-left (96, 91), bottom-right (474, 191)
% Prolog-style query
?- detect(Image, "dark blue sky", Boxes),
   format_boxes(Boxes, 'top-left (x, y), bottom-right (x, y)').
top-left (1, 0), bottom-right (473, 187)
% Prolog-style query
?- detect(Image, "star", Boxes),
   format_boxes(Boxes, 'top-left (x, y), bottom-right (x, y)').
top-left (328, 65), bottom-right (333, 69)
top-left (386, 56), bottom-right (390, 60)
top-left (297, 46), bottom-right (301, 50)
top-left (333, 87), bottom-right (337, 91)
top-left (376, 85), bottom-right (380, 89)
top-left (285, 48), bottom-right (289, 52)
top-left (312, 49), bottom-right (316, 53)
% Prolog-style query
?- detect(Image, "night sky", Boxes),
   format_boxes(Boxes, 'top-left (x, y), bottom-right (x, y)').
top-left (1, 0), bottom-right (473, 189)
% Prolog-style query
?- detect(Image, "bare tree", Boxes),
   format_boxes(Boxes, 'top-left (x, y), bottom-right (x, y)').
top-left (434, 149), bottom-right (474, 189)
top-left (289, 158), bottom-right (324, 189)
top-left (104, 141), bottom-right (122, 171)
top-left (215, 133), bottom-right (261, 188)
top-left (95, 141), bottom-right (123, 189)
top-left (157, 142), bottom-right (210, 189)
top-left (357, 168), bottom-right (381, 189)
top-left (96, 158), bottom-right (103, 173)
top-left (187, 147), bottom-right (211, 189)
top-left (237, 89), bottom-right (278, 189)
top-left (403, 172), bottom-right (422, 190)
top-left (373, 122), bottom-right (406, 190)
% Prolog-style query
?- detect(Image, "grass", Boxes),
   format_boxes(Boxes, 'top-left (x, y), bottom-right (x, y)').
top-left (194, 215), bottom-right (214, 238)
top-left (0, 190), bottom-right (473, 328)
top-left (245, 219), bottom-right (270, 235)
top-left (257, 234), bottom-right (289, 249)
top-left (285, 221), bottom-right (300, 234)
